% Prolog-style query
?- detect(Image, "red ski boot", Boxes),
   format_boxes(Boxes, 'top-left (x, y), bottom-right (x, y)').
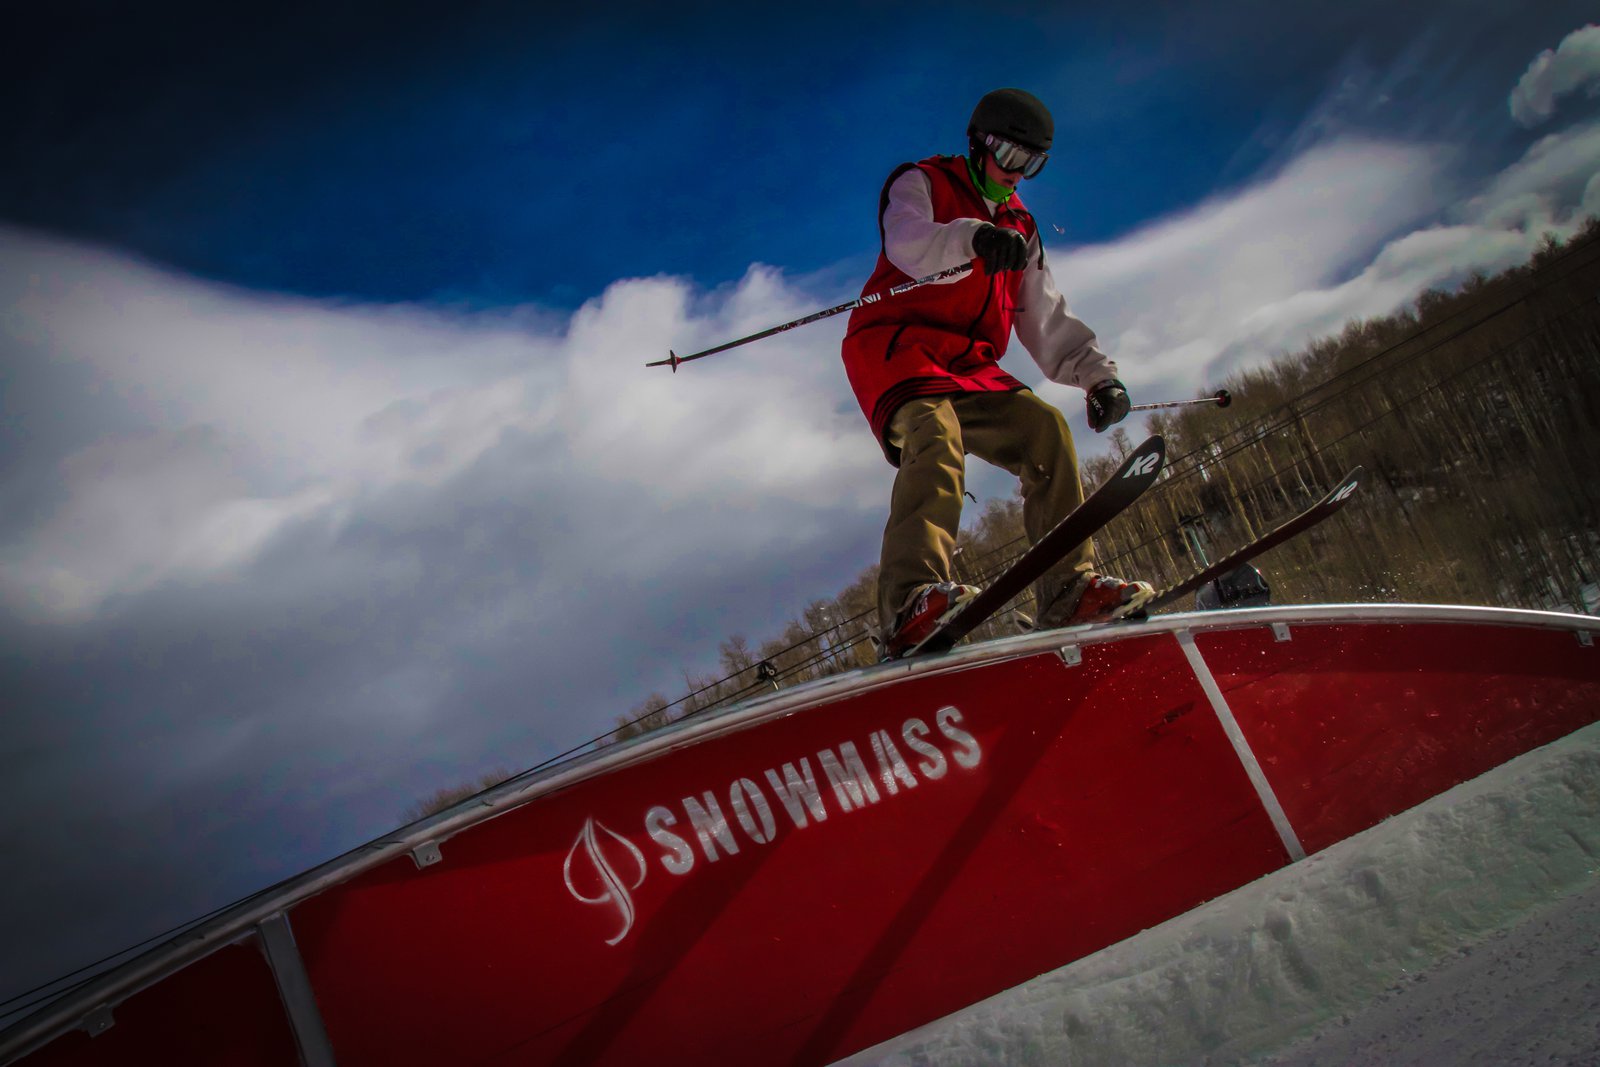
top-left (883, 582), bottom-right (981, 659)
top-left (1037, 573), bottom-right (1155, 628)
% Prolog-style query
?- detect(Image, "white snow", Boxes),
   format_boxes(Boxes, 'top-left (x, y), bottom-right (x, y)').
top-left (838, 719), bottom-right (1600, 1066)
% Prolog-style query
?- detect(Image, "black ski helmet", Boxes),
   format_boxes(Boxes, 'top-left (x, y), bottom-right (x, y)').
top-left (967, 88), bottom-right (1054, 154)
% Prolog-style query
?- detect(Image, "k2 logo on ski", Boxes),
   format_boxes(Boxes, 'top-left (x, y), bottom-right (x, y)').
top-left (1124, 450), bottom-right (1160, 478)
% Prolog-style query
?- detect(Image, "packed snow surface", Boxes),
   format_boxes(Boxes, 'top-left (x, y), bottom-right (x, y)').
top-left (839, 719), bottom-right (1600, 1066)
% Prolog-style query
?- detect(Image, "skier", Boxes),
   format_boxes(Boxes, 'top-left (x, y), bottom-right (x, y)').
top-left (841, 87), bottom-right (1154, 658)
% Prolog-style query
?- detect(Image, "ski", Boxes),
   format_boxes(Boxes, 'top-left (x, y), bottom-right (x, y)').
top-left (1143, 466), bottom-right (1363, 613)
top-left (897, 434), bottom-right (1167, 658)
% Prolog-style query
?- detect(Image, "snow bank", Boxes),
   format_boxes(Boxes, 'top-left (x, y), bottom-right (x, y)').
top-left (840, 719), bottom-right (1600, 1066)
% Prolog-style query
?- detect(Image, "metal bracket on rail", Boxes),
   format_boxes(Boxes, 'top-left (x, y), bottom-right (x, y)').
top-left (258, 912), bottom-right (337, 1067)
top-left (410, 841), bottom-right (443, 869)
top-left (1272, 623), bottom-right (1293, 643)
top-left (1058, 644), bottom-right (1082, 667)
top-left (76, 1004), bottom-right (114, 1037)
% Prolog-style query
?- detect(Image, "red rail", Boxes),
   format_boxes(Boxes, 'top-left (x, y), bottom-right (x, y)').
top-left (8, 606), bottom-right (1600, 1067)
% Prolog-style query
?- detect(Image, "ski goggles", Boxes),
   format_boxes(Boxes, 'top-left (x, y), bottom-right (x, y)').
top-left (982, 133), bottom-right (1049, 178)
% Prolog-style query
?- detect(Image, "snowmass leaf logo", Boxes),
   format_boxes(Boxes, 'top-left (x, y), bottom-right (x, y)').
top-left (563, 818), bottom-right (648, 945)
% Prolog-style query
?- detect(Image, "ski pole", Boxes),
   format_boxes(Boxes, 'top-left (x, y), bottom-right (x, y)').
top-left (646, 263), bottom-right (975, 371)
top-left (1129, 388), bottom-right (1232, 413)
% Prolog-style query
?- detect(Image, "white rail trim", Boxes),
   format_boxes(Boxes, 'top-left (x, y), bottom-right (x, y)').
top-left (1176, 629), bottom-right (1308, 862)
top-left (257, 913), bottom-right (337, 1067)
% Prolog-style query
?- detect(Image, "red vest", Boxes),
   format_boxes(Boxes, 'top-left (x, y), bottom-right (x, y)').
top-left (841, 155), bottom-right (1037, 464)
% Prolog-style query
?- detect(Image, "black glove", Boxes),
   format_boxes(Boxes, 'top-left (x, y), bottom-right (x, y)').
top-left (1086, 379), bottom-right (1130, 433)
top-left (971, 223), bottom-right (1029, 274)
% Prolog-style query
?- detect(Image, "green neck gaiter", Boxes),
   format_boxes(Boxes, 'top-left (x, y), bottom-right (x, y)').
top-left (967, 154), bottom-right (1015, 205)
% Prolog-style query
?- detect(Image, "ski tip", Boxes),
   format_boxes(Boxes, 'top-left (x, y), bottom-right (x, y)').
top-left (1118, 434), bottom-right (1166, 481)
top-left (1327, 466), bottom-right (1363, 504)
top-left (1128, 433), bottom-right (1165, 455)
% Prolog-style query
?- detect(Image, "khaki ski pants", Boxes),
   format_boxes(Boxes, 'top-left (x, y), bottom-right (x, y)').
top-left (879, 390), bottom-right (1093, 632)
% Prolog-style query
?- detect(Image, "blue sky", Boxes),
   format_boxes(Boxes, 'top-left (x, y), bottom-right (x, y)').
top-left (9, 2), bottom-right (1580, 307)
top-left (3, 1), bottom-right (1599, 1018)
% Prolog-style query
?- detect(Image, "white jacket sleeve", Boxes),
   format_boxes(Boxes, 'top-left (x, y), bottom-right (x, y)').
top-left (882, 168), bottom-right (1120, 392)
top-left (1013, 245), bottom-right (1120, 392)
top-left (881, 168), bottom-right (989, 279)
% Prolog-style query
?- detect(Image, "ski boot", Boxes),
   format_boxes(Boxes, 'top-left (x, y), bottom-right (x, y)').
top-left (1036, 573), bottom-right (1155, 628)
top-left (882, 582), bottom-right (981, 659)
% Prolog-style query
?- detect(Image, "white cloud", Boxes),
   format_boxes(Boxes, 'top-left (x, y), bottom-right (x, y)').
top-left (1468, 119), bottom-right (1600, 228)
top-left (1037, 118), bottom-right (1598, 422)
top-left (1038, 140), bottom-right (1450, 412)
top-left (1510, 23), bottom-right (1600, 128)
top-left (9, 108), bottom-right (1596, 627)
top-left (0, 236), bottom-right (879, 623)
top-left (559, 265), bottom-right (870, 508)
